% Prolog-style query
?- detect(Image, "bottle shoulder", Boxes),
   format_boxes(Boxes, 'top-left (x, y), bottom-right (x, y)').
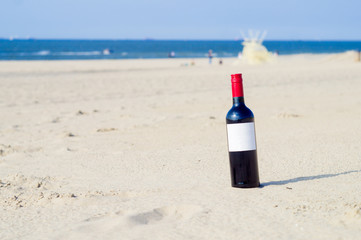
top-left (226, 104), bottom-right (254, 123)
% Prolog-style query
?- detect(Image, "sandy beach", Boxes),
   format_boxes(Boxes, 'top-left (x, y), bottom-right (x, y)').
top-left (1, 53), bottom-right (361, 239)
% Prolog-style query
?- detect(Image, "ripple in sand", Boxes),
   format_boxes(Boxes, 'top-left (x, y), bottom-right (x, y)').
top-left (97, 128), bottom-right (117, 132)
top-left (277, 113), bottom-right (301, 118)
top-left (1, 174), bottom-right (141, 209)
top-left (0, 144), bottom-right (21, 156)
top-left (76, 110), bottom-right (87, 115)
top-left (52, 117), bottom-right (61, 123)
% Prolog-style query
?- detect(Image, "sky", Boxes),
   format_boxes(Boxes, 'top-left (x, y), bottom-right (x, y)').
top-left (1, 0), bottom-right (360, 40)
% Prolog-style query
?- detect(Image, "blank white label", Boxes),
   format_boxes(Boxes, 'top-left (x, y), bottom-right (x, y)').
top-left (227, 122), bottom-right (256, 152)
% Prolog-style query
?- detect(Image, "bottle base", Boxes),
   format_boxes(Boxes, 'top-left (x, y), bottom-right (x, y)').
top-left (232, 182), bottom-right (260, 188)
top-left (229, 150), bottom-right (260, 189)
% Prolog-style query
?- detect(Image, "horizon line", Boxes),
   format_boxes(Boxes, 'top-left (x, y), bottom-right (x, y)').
top-left (1, 37), bottom-right (361, 42)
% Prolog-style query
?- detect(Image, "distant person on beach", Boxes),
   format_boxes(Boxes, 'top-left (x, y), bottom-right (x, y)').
top-left (208, 49), bottom-right (213, 64)
top-left (219, 59), bottom-right (223, 65)
top-left (238, 51), bottom-right (242, 59)
top-left (168, 51), bottom-right (175, 58)
top-left (102, 48), bottom-right (113, 55)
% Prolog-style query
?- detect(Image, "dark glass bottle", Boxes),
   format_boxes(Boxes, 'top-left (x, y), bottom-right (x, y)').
top-left (226, 73), bottom-right (260, 188)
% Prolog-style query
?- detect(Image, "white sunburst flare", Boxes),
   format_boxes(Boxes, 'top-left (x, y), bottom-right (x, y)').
top-left (236, 30), bottom-right (275, 64)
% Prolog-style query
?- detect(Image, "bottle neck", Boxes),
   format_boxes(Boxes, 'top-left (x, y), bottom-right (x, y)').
top-left (231, 80), bottom-right (244, 106)
top-left (233, 97), bottom-right (245, 106)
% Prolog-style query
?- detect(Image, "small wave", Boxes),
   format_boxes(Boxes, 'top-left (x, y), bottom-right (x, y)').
top-left (57, 51), bottom-right (102, 56)
top-left (34, 50), bottom-right (50, 56)
top-left (121, 52), bottom-right (128, 56)
top-left (204, 53), bottom-right (218, 57)
top-left (221, 52), bottom-right (234, 57)
top-left (12, 51), bottom-right (51, 56)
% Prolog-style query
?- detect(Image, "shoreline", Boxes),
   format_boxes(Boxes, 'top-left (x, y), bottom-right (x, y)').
top-left (0, 50), bottom-right (359, 62)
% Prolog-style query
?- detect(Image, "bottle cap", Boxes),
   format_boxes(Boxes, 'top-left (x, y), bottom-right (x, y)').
top-left (231, 73), bottom-right (242, 83)
top-left (231, 73), bottom-right (244, 97)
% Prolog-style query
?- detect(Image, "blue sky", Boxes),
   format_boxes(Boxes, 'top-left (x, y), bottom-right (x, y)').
top-left (1, 0), bottom-right (360, 40)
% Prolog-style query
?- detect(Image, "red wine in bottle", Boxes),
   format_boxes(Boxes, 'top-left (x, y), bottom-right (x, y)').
top-left (226, 73), bottom-right (260, 188)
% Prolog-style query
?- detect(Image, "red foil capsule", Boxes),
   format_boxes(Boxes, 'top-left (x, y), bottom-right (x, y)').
top-left (231, 73), bottom-right (244, 98)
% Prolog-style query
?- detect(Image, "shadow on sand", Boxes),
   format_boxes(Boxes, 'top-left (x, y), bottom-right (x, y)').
top-left (261, 169), bottom-right (361, 187)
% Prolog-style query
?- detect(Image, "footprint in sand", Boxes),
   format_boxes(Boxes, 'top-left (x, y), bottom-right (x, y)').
top-left (63, 204), bottom-right (203, 239)
top-left (129, 204), bottom-right (203, 225)
top-left (83, 211), bottom-right (124, 223)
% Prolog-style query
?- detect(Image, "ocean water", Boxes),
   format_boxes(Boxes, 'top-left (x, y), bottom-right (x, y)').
top-left (1, 39), bottom-right (361, 60)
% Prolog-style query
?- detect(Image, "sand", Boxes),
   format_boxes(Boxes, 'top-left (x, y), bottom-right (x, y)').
top-left (1, 52), bottom-right (361, 239)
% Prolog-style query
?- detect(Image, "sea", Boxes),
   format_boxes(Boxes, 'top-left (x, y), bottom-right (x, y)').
top-left (1, 39), bottom-right (361, 61)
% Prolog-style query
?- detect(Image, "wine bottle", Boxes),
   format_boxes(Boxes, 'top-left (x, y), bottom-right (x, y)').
top-left (226, 73), bottom-right (260, 188)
